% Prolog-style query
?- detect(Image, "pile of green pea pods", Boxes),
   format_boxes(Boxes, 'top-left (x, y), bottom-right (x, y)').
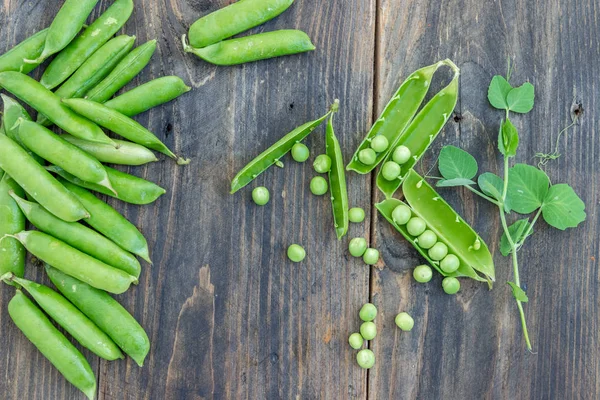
top-left (0, 0), bottom-right (192, 398)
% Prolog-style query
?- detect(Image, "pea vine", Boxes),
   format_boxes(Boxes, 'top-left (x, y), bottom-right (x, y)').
top-left (428, 70), bottom-right (586, 351)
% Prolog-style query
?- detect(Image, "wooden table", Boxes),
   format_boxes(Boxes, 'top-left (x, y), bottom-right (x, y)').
top-left (1, 0), bottom-right (598, 398)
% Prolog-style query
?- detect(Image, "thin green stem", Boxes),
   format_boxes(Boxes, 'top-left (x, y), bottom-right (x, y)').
top-left (516, 207), bottom-right (543, 249)
top-left (502, 156), bottom-right (510, 200)
top-left (463, 185), bottom-right (501, 206)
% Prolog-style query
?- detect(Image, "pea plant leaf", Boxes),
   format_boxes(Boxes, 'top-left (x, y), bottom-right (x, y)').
top-left (488, 75), bottom-right (513, 110)
top-left (507, 281), bottom-right (529, 302)
top-left (507, 82), bottom-right (535, 113)
top-left (541, 184), bottom-right (586, 230)
top-left (500, 219), bottom-right (533, 256)
top-left (498, 118), bottom-right (519, 157)
top-left (507, 164), bottom-right (550, 214)
top-left (436, 178), bottom-right (476, 187)
top-left (438, 145), bottom-right (478, 180)
top-left (477, 172), bottom-right (512, 212)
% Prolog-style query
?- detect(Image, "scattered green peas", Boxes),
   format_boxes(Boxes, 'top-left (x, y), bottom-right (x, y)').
top-left (442, 277), bottom-right (460, 294)
top-left (406, 217), bottom-right (426, 236)
top-left (358, 148), bottom-right (377, 165)
top-left (381, 161), bottom-right (401, 181)
top-left (348, 333), bottom-right (363, 349)
top-left (310, 176), bottom-right (328, 196)
top-left (356, 349), bottom-right (375, 369)
top-left (348, 207), bottom-right (365, 223)
top-left (359, 303), bottom-right (377, 322)
top-left (413, 264), bottom-right (433, 283)
top-left (391, 204), bottom-right (412, 225)
top-left (348, 238), bottom-right (368, 257)
top-left (363, 248), bottom-right (379, 265)
top-left (313, 154), bottom-right (332, 173)
top-left (251, 186), bottom-right (270, 205)
top-left (370, 135), bottom-right (389, 153)
top-left (291, 142), bottom-right (309, 162)
top-left (395, 312), bottom-right (414, 331)
top-left (428, 242), bottom-right (448, 261)
top-left (440, 254), bottom-right (460, 273)
top-left (287, 244), bottom-right (306, 263)
top-left (359, 321), bottom-right (377, 340)
top-left (417, 230), bottom-right (437, 249)
top-left (392, 145), bottom-right (411, 164)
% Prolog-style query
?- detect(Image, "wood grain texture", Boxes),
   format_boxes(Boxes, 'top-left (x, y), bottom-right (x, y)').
top-left (0, 0), bottom-right (598, 399)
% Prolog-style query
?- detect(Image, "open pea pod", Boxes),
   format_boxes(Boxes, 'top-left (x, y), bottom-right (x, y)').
top-left (376, 170), bottom-right (495, 284)
top-left (325, 101), bottom-right (348, 239)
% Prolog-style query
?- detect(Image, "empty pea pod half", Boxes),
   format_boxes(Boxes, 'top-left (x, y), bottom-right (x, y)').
top-left (376, 169), bottom-right (495, 284)
top-left (0, 28), bottom-right (48, 74)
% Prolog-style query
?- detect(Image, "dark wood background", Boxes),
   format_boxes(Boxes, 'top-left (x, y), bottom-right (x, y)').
top-left (1, 0), bottom-right (599, 399)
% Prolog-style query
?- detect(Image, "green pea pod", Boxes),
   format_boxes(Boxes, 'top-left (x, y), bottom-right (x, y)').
top-left (103, 76), bottom-right (191, 117)
top-left (1, 94), bottom-right (45, 164)
top-left (376, 170), bottom-right (495, 283)
top-left (0, 28), bottom-right (48, 74)
top-left (85, 40), bottom-right (157, 103)
top-left (6, 230), bottom-right (137, 294)
top-left (41, 0), bottom-right (134, 89)
top-left (59, 179), bottom-right (151, 263)
top-left (230, 103), bottom-right (334, 193)
top-left (377, 70), bottom-right (460, 199)
top-left (0, 174), bottom-right (26, 281)
top-left (182, 30), bottom-right (315, 66)
top-left (10, 193), bottom-right (141, 278)
top-left (4, 274), bottom-right (123, 361)
top-left (325, 101), bottom-right (348, 239)
top-left (0, 72), bottom-right (115, 146)
top-left (0, 133), bottom-right (89, 222)
top-left (188, 0), bottom-right (294, 48)
top-left (48, 165), bottom-right (166, 205)
top-left (18, 120), bottom-right (117, 195)
top-left (8, 290), bottom-right (97, 400)
top-left (62, 135), bottom-right (158, 166)
top-left (47, 266), bottom-right (151, 367)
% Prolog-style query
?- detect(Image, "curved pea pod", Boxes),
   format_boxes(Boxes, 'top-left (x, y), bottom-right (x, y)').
top-left (377, 70), bottom-right (459, 199)
top-left (10, 193), bottom-right (141, 278)
top-left (188, 0), bottom-right (294, 48)
top-left (375, 170), bottom-right (495, 284)
top-left (325, 102), bottom-right (348, 239)
top-left (85, 40), bottom-right (157, 103)
top-left (103, 76), bottom-right (191, 117)
top-left (230, 103), bottom-right (333, 193)
top-left (1, 94), bottom-right (45, 164)
top-left (48, 165), bottom-right (166, 205)
top-left (182, 30), bottom-right (315, 66)
top-left (0, 174), bottom-right (26, 281)
top-left (40, 0), bottom-right (134, 89)
top-left (4, 274), bottom-right (123, 361)
top-left (8, 290), bottom-right (97, 400)
top-left (62, 135), bottom-right (158, 166)
top-left (0, 132), bottom-right (89, 222)
top-left (0, 72), bottom-right (115, 146)
top-left (6, 231), bottom-right (138, 294)
top-left (0, 28), bottom-right (48, 74)
top-left (59, 179), bottom-right (151, 263)
top-left (47, 266), bottom-right (151, 367)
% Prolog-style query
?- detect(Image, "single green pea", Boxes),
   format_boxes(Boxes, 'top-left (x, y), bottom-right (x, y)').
top-left (356, 349), bottom-right (375, 369)
top-left (395, 312), bottom-right (414, 331)
top-left (358, 148), bottom-right (377, 165)
top-left (348, 207), bottom-right (365, 223)
top-left (406, 217), bottom-right (427, 236)
top-left (381, 161), bottom-right (401, 181)
top-left (417, 230), bottom-right (437, 249)
top-left (291, 143), bottom-right (310, 162)
top-left (440, 254), bottom-right (460, 273)
top-left (428, 242), bottom-right (448, 261)
top-left (287, 244), bottom-right (306, 263)
top-left (370, 135), bottom-right (389, 153)
top-left (442, 277), bottom-right (461, 295)
top-left (392, 145), bottom-right (412, 164)
top-left (391, 204), bottom-right (412, 225)
top-left (363, 248), bottom-right (379, 265)
top-left (359, 303), bottom-right (377, 321)
top-left (348, 333), bottom-right (364, 350)
top-left (310, 176), bottom-right (328, 196)
top-left (359, 321), bottom-right (377, 340)
top-left (348, 238), bottom-right (368, 257)
top-left (252, 187), bottom-right (270, 206)
top-left (413, 264), bottom-right (433, 283)
top-left (313, 154), bottom-right (332, 173)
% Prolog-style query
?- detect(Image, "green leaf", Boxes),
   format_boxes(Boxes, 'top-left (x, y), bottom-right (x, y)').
top-left (541, 184), bottom-right (586, 230)
top-left (436, 178), bottom-right (476, 187)
top-left (498, 118), bottom-right (519, 157)
top-left (488, 75), bottom-right (513, 110)
top-left (500, 219), bottom-right (533, 256)
top-left (507, 164), bottom-right (549, 214)
top-left (507, 281), bottom-right (529, 302)
top-left (507, 82), bottom-right (535, 113)
top-left (438, 145), bottom-right (478, 180)
top-left (477, 173), bottom-right (511, 211)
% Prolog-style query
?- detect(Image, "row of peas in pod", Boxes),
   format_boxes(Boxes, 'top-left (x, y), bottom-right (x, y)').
top-left (0, 0), bottom-right (192, 397)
